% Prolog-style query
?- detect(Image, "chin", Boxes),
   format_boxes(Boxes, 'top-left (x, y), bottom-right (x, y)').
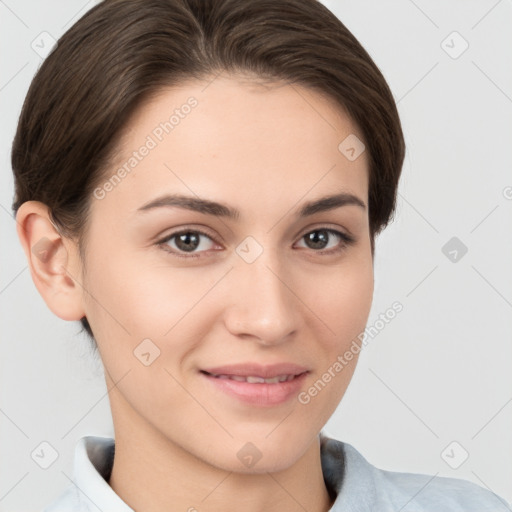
top-left (201, 432), bottom-right (313, 475)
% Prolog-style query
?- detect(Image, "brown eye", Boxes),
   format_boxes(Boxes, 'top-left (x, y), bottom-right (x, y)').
top-left (158, 229), bottom-right (218, 258)
top-left (297, 228), bottom-right (355, 254)
top-left (156, 226), bottom-right (355, 260)
top-left (173, 231), bottom-right (201, 252)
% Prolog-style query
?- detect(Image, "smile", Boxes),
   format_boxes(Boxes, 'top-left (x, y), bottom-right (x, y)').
top-left (203, 372), bottom-right (302, 384)
top-left (200, 369), bottom-right (309, 406)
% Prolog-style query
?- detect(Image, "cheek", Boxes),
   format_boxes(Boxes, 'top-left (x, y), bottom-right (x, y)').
top-left (84, 248), bottom-right (225, 340)
top-left (302, 254), bottom-right (374, 350)
top-left (295, 258), bottom-right (373, 425)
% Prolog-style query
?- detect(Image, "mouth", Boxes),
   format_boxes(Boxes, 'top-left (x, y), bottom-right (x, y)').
top-left (200, 370), bottom-right (307, 384)
top-left (199, 365), bottom-right (310, 406)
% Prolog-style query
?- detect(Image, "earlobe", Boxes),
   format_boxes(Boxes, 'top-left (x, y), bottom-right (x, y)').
top-left (15, 201), bottom-right (86, 321)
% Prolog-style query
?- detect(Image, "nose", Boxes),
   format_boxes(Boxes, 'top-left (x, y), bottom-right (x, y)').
top-left (222, 248), bottom-right (301, 346)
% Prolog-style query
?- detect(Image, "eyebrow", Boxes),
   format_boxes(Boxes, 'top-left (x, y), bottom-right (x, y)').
top-left (136, 192), bottom-right (366, 220)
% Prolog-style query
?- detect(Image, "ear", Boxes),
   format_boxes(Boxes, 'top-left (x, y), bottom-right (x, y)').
top-left (15, 201), bottom-right (86, 321)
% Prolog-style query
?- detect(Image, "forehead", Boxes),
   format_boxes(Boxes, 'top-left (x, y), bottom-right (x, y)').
top-left (93, 74), bottom-right (369, 221)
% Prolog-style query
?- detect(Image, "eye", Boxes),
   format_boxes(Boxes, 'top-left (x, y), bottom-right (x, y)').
top-left (156, 226), bottom-right (355, 259)
top-left (295, 228), bottom-right (355, 255)
top-left (157, 228), bottom-right (219, 258)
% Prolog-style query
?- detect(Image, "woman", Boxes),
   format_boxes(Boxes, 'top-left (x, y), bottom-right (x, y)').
top-left (11, 0), bottom-right (511, 510)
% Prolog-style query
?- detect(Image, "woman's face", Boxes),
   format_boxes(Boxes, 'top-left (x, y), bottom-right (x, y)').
top-left (80, 74), bottom-right (374, 472)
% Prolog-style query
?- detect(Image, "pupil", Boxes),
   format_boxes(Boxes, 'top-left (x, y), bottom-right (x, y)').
top-left (176, 232), bottom-right (200, 252)
top-left (306, 230), bottom-right (328, 249)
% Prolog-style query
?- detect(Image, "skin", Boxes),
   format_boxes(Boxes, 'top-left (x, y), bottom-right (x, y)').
top-left (17, 74), bottom-right (374, 512)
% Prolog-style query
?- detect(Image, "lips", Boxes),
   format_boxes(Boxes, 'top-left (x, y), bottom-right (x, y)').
top-left (199, 362), bottom-right (310, 406)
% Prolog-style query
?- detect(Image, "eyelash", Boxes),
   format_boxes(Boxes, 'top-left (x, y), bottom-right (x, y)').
top-left (156, 227), bottom-right (356, 259)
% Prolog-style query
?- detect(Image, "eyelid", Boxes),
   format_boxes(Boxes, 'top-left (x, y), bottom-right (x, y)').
top-left (155, 224), bottom-right (220, 244)
top-left (296, 222), bottom-right (355, 241)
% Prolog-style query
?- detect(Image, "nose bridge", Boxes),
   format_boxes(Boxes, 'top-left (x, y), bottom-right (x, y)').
top-left (223, 238), bottom-right (299, 343)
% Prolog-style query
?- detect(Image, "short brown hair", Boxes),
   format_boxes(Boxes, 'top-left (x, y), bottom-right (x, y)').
top-left (11, 0), bottom-right (405, 345)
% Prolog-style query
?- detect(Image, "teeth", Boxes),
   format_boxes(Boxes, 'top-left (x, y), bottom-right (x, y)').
top-left (246, 376), bottom-right (266, 383)
top-left (212, 374), bottom-right (297, 383)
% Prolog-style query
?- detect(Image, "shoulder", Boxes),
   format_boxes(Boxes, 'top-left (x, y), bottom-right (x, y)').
top-left (370, 458), bottom-right (510, 511)
top-left (41, 436), bottom-right (119, 512)
top-left (320, 434), bottom-right (511, 511)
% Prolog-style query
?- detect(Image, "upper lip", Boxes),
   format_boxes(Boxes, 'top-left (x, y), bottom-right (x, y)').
top-left (201, 363), bottom-right (309, 378)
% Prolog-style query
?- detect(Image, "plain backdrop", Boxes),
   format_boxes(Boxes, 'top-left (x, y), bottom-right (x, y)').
top-left (1, 0), bottom-right (511, 510)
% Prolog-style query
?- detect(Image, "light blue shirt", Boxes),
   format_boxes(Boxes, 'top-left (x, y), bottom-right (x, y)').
top-left (43, 433), bottom-right (511, 511)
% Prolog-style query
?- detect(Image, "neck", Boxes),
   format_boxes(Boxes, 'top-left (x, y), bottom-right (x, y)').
top-left (107, 394), bottom-right (334, 512)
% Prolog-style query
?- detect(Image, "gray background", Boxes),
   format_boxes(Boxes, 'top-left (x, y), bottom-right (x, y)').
top-left (1, 0), bottom-right (511, 510)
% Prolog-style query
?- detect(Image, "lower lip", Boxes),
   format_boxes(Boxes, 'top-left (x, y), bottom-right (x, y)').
top-left (201, 371), bottom-right (309, 406)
